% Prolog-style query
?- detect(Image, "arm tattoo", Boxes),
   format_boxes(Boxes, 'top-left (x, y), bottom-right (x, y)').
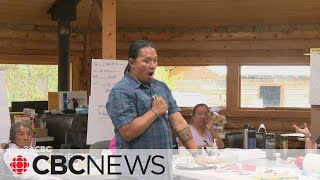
top-left (177, 126), bottom-right (193, 144)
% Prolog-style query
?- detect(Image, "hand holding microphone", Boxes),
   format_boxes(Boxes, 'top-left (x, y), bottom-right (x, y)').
top-left (151, 94), bottom-right (168, 117)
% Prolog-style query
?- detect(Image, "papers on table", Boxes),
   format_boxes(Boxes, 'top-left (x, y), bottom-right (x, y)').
top-left (232, 149), bottom-right (266, 161)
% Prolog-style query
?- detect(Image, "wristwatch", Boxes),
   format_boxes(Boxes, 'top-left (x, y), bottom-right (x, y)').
top-left (191, 149), bottom-right (202, 157)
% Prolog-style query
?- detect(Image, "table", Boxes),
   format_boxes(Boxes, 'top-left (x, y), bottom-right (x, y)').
top-left (34, 136), bottom-right (54, 143)
top-left (172, 149), bottom-right (319, 180)
top-left (34, 136), bottom-right (54, 148)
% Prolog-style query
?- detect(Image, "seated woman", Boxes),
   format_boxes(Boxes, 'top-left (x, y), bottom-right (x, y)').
top-left (293, 122), bottom-right (319, 153)
top-left (3, 121), bottom-right (34, 150)
top-left (3, 120), bottom-right (62, 180)
top-left (180, 104), bottom-right (224, 149)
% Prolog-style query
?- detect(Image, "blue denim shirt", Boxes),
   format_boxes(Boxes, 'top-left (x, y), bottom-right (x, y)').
top-left (106, 74), bottom-right (181, 149)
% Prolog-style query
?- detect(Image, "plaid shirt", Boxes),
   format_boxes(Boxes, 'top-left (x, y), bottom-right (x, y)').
top-left (106, 74), bottom-right (181, 149)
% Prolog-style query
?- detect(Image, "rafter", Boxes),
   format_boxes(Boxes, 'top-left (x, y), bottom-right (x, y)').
top-left (93, 0), bottom-right (102, 24)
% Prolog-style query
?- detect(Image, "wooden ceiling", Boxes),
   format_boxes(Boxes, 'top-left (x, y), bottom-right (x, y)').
top-left (1, 0), bottom-right (320, 29)
top-left (0, 0), bottom-right (92, 27)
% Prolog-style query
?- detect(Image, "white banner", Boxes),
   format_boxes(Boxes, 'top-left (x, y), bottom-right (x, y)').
top-left (310, 48), bottom-right (320, 105)
top-left (0, 71), bottom-right (11, 143)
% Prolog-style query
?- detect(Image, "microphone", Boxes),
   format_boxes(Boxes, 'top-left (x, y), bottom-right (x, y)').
top-left (152, 93), bottom-right (168, 115)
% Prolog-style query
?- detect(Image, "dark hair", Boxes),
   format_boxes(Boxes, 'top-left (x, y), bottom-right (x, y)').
top-left (190, 103), bottom-right (209, 123)
top-left (3, 120), bottom-right (33, 149)
top-left (124, 40), bottom-right (156, 74)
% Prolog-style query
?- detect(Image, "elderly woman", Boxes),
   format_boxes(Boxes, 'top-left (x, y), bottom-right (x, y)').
top-left (4, 120), bottom-right (34, 149)
top-left (183, 104), bottom-right (224, 149)
top-left (3, 120), bottom-right (62, 180)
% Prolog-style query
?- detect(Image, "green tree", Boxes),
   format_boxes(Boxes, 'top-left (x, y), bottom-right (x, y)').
top-left (154, 67), bottom-right (184, 91)
top-left (1, 64), bottom-right (58, 106)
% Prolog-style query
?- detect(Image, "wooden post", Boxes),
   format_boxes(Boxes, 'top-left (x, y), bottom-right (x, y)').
top-left (311, 106), bottom-right (320, 139)
top-left (227, 63), bottom-right (240, 112)
top-left (102, 0), bottom-right (116, 59)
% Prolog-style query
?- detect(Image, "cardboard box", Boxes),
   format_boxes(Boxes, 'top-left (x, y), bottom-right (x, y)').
top-left (13, 115), bottom-right (31, 123)
top-left (33, 128), bottom-right (48, 138)
top-left (58, 91), bottom-right (87, 110)
top-left (48, 92), bottom-right (59, 111)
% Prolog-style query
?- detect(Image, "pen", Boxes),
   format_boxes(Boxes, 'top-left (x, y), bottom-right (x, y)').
top-left (152, 93), bottom-right (168, 115)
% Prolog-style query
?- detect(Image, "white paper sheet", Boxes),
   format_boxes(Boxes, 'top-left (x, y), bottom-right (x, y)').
top-left (0, 71), bottom-right (11, 143)
top-left (86, 59), bottom-right (127, 145)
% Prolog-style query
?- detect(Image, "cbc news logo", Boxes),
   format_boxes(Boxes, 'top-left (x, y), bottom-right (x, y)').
top-left (10, 155), bottom-right (30, 175)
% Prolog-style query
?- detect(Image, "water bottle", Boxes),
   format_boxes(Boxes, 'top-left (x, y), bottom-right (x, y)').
top-left (266, 133), bottom-right (276, 160)
top-left (280, 135), bottom-right (288, 160)
top-left (211, 139), bottom-right (219, 157)
top-left (248, 127), bottom-right (256, 149)
top-left (243, 125), bottom-right (249, 149)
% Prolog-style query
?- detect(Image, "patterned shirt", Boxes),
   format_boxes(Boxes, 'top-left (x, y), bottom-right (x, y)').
top-left (106, 74), bottom-right (181, 149)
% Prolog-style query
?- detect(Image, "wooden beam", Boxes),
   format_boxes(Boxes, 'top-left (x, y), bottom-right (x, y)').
top-left (116, 49), bottom-right (309, 58)
top-left (0, 54), bottom-right (58, 64)
top-left (225, 118), bottom-right (310, 131)
top-left (0, 54), bottom-right (81, 92)
top-left (93, 0), bottom-right (102, 24)
top-left (223, 109), bottom-right (310, 119)
top-left (91, 49), bottom-right (102, 59)
top-left (90, 49), bottom-right (309, 59)
top-left (227, 63), bottom-right (240, 111)
top-left (0, 49), bottom-right (58, 55)
top-left (181, 107), bottom-right (310, 119)
top-left (102, 0), bottom-right (116, 59)
top-left (0, 49), bottom-right (83, 57)
top-left (0, 29), bottom-right (84, 42)
top-left (71, 56), bottom-right (81, 91)
top-left (83, 32), bottom-right (93, 95)
top-left (0, 39), bottom-right (84, 51)
top-left (0, 54), bottom-right (79, 65)
top-left (91, 30), bottom-right (320, 42)
top-left (117, 39), bottom-right (320, 51)
top-left (115, 30), bottom-right (320, 41)
top-left (311, 106), bottom-right (320, 139)
top-left (155, 56), bottom-right (309, 66)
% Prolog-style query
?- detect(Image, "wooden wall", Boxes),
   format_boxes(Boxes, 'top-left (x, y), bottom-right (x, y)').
top-left (0, 28), bottom-right (86, 91)
top-left (88, 30), bottom-right (315, 148)
top-left (2, 28), bottom-right (317, 148)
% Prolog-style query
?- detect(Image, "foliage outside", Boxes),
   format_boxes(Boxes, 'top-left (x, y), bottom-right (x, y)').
top-left (0, 64), bottom-right (58, 106)
top-left (154, 66), bottom-right (184, 90)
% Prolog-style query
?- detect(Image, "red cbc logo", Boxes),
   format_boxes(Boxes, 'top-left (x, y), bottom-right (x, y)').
top-left (10, 155), bottom-right (30, 175)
